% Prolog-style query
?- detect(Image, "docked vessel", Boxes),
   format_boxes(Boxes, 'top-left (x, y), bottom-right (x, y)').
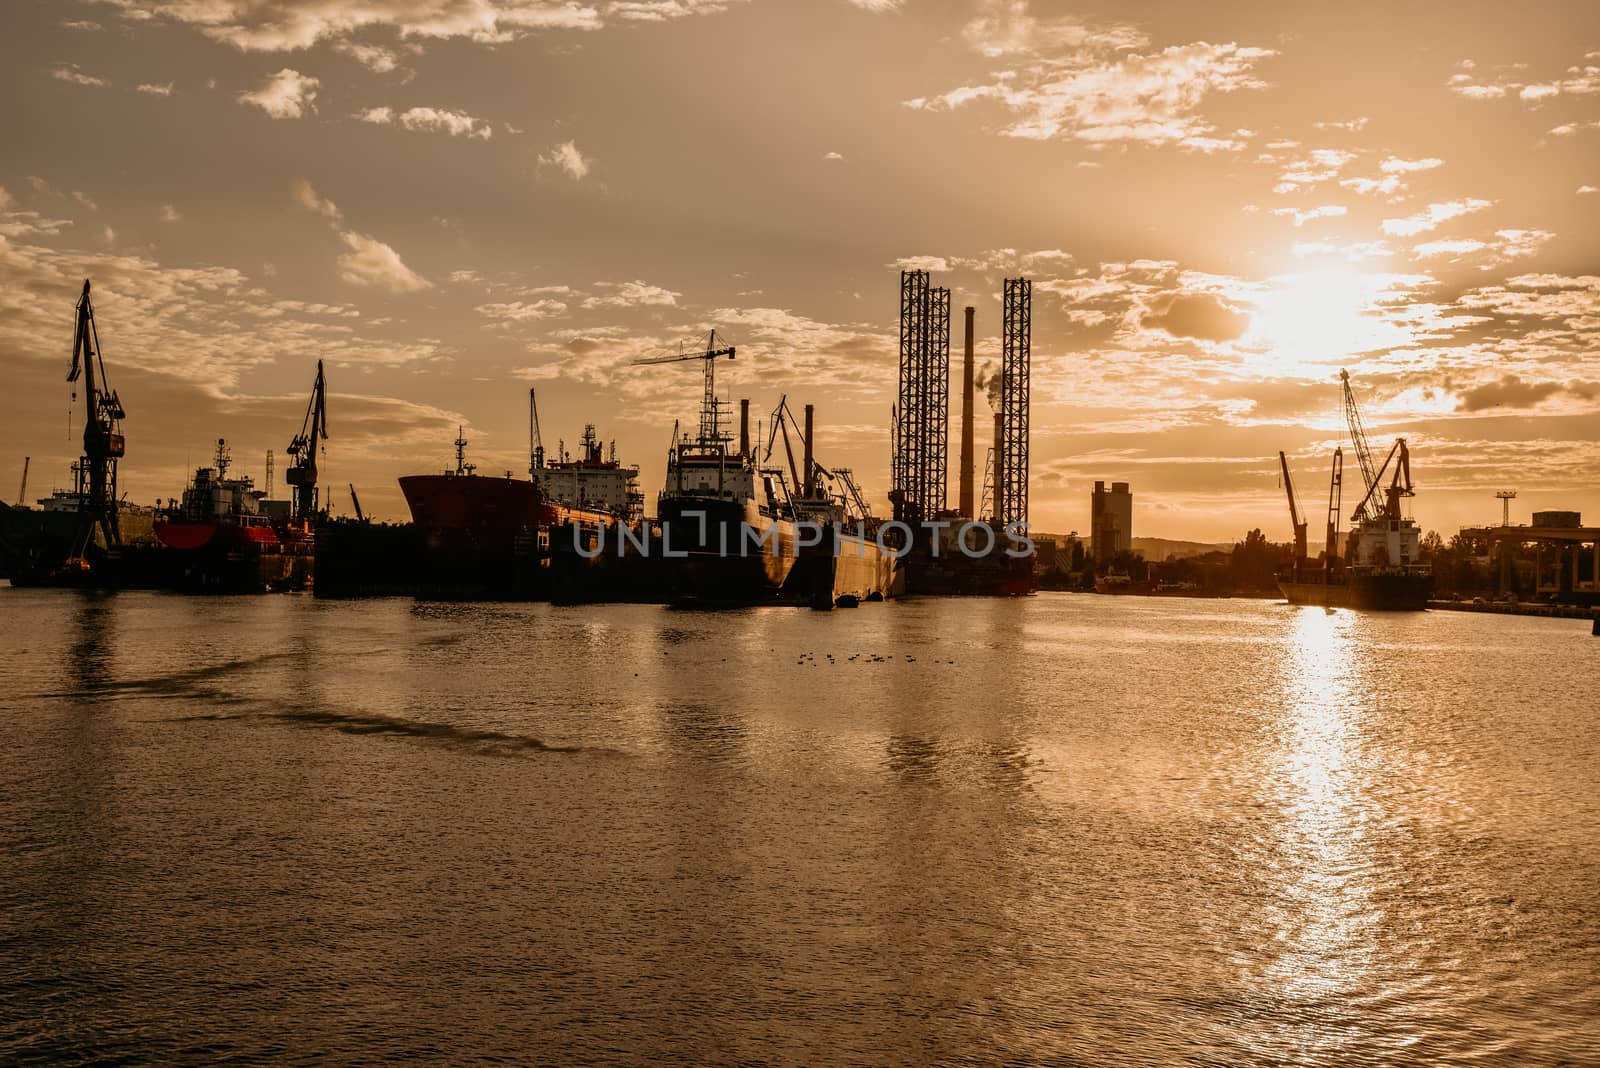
top-left (154, 438), bottom-right (313, 592)
top-left (1278, 371), bottom-right (1432, 611)
top-left (646, 333), bottom-right (897, 606)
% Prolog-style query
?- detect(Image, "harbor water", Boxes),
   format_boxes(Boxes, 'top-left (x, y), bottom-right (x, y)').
top-left (2, 590), bottom-right (1598, 1065)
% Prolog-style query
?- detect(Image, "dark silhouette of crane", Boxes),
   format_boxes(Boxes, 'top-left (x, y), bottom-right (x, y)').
top-left (1278, 451), bottom-right (1308, 562)
top-left (285, 361), bottom-right (327, 524)
top-left (1324, 447), bottom-right (1344, 567)
top-left (1341, 368), bottom-right (1413, 525)
top-left (529, 388), bottom-right (545, 474)
top-left (65, 279), bottom-right (126, 555)
top-left (633, 330), bottom-right (735, 442)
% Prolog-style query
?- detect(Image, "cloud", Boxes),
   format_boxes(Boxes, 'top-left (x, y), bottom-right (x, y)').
top-left (336, 232), bottom-right (431, 292)
top-left (290, 177), bottom-right (342, 221)
top-left (1380, 156), bottom-right (1443, 174)
top-left (358, 105), bottom-right (493, 139)
top-left (1313, 117), bottom-right (1368, 131)
top-left (1550, 120), bottom-right (1600, 136)
top-left (159, 204), bottom-right (181, 223)
top-left (1381, 197), bottom-right (1494, 236)
top-left (238, 68), bottom-right (319, 119)
top-left (540, 141), bottom-right (590, 179)
top-left (1448, 53), bottom-right (1600, 102)
top-left (90, 0), bottom-right (745, 52)
top-left (906, 16), bottom-right (1275, 153)
top-left (582, 280), bottom-right (678, 307)
top-left (50, 63), bottom-right (109, 87)
top-left (823, 151), bottom-right (844, 160)
top-left (1271, 204), bottom-right (1347, 227)
top-left (1580, 185), bottom-right (1598, 195)
top-left (846, 0), bottom-right (902, 10)
top-left (1145, 292), bottom-right (1249, 342)
top-left (1271, 148), bottom-right (1356, 193)
top-left (136, 82), bottom-right (174, 95)
top-left (290, 179), bottom-right (429, 292)
top-left (1457, 374), bottom-right (1564, 411)
top-left (335, 42), bottom-right (401, 72)
top-left (476, 299), bottom-right (568, 324)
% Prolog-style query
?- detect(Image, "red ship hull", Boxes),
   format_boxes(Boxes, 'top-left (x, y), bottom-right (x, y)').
top-left (399, 474), bottom-right (547, 531)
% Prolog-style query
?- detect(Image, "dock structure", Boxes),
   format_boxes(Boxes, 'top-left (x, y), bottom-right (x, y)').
top-left (1458, 518), bottom-right (1600, 602)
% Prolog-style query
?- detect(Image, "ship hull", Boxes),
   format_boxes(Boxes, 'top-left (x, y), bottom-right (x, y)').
top-left (1280, 570), bottom-right (1433, 611)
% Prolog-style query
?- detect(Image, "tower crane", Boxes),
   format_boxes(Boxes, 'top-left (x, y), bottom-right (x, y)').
top-left (1341, 368), bottom-right (1413, 525)
top-left (66, 279), bottom-right (126, 551)
top-left (633, 330), bottom-right (735, 441)
top-left (1324, 447), bottom-right (1344, 565)
top-left (285, 360), bottom-right (328, 523)
top-left (528, 388), bottom-right (545, 474)
top-left (16, 457), bottom-right (29, 507)
top-left (1278, 451), bottom-right (1308, 562)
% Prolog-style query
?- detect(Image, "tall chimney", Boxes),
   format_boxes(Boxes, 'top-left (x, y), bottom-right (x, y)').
top-left (739, 398), bottom-right (750, 457)
top-left (803, 403), bottom-right (815, 497)
top-left (993, 411), bottom-right (1004, 525)
top-left (960, 306), bottom-right (975, 518)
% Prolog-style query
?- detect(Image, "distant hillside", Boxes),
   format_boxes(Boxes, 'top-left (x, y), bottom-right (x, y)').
top-left (1131, 537), bottom-right (1232, 560)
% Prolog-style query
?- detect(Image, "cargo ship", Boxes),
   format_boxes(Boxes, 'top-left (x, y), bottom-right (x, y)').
top-left (395, 419), bottom-right (643, 599)
top-left (646, 338), bottom-right (897, 606)
top-left (153, 438), bottom-right (313, 592)
top-left (1277, 371), bottom-right (1432, 611)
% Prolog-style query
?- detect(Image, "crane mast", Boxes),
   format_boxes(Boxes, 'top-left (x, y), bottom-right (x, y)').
top-left (65, 279), bottom-right (125, 550)
top-left (1324, 447), bottom-right (1343, 565)
top-left (529, 388), bottom-right (545, 474)
top-left (1278, 451), bottom-right (1308, 561)
top-left (633, 330), bottom-right (736, 442)
top-left (1340, 369), bottom-right (1382, 524)
top-left (285, 360), bottom-right (328, 524)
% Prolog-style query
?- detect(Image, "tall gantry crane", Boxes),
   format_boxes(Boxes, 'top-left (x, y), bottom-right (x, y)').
top-left (285, 360), bottom-right (328, 523)
top-left (1324, 447), bottom-right (1344, 564)
top-left (1340, 369), bottom-right (1412, 525)
top-left (66, 279), bottom-right (126, 551)
top-left (528, 388), bottom-right (545, 474)
top-left (1278, 451), bottom-right (1308, 561)
top-left (634, 330), bottom-right (736, 442)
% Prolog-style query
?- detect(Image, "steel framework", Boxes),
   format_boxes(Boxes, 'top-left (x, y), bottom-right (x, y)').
top-left (999, 277), bottom-right (1031, 529)
top-left (893, 270), bottom-right (950, 523)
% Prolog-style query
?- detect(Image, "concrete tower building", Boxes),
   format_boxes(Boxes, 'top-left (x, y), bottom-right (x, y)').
top-left (1091, 481), bottom-right (1133, 560)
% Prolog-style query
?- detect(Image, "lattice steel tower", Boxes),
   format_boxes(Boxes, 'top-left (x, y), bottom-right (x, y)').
top-left (894, 270), bottom-right (950, 524)
top-left (1000, 277), bottom-right (1031, 529)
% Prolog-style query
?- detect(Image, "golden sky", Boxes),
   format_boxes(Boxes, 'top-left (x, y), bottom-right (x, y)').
top-left (2, 0), bottom-right (1596, 540)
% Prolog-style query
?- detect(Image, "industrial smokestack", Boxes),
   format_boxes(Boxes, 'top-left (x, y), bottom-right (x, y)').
top-left (993, 411), bottom-right (1004, 524)
top-left (739, 398), bottom-right (750, 457)
top-left (959, 306), bottom-right (975, 518)
top-left (803, 403), bottom-right (815, 497)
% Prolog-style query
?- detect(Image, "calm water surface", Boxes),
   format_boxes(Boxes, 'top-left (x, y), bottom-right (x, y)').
top-left (2, 589), bottom-right (1597, 1065)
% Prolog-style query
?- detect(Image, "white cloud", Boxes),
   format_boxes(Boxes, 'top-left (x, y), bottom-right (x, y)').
top-left (906, 19), bottom-right (1275, 153)
top-left (1412, 239), bottom-right (1486, 259)
top-left (160, 204), bottom-right (181, 222)
top-left (1579, 185), bottom-right (1598, 195)
top-left (357, 105), bottom-right (492, 139)
top-left (335, 42), bottom-right (401, 72)
top-left (1550, 120), bottom-right (1600, 136)
top-left (337, 231), bottom-right (430, 292)
top-left (290, 178), bottom-right (429, 292)
top-left (476, 299), bottom-right (568, 323)
top-left (1271, 204), bottom-right (1347, 227)
top-left (582, 280), bottom-right (678, 307)
top-left (823, 151), bottom-right (844, 161)
top-left (136, 82), bottom-right (174, 95)
top-left (540, 141), bottom-right (590, 179)
top-left (1313, 117), bottom-right (1368, 131)
top-left (238, 68), bottom-right (319, 119)
top-left (1381, 198), bottom-right (1494, 236)
top-left (50, 63), bottom-right (109, 87)
top-left (1380, 156), bottom-right (1443, 174)
top-left (91, 0), bottom-right (745, 52)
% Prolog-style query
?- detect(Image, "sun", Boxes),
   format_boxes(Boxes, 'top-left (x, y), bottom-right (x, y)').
top-left (1242, 270), bottom-right (1413, 377)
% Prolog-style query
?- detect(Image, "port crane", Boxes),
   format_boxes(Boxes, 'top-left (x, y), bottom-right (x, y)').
top-left (16, 456), bottom-right (29, 506)
top-left (1324, 447), bottom-right (1344, 565)
top-left (1341, 369), bottom-right (1413, 525)
top-left (633, 330), bottom-right (735, 441)
top-left (348, 483), bottom-right (365, 523)
top-left (66, 279), bottom-right (126, 552)
top-left (528, 388), bottom-right (545, 473)
top-left (285, 360), bottom-right (328, 523)
top-left (1277, 451), bottom-right (1308, 562)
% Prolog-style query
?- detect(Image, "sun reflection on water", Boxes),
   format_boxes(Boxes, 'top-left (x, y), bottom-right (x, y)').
top-left (1262, 607), bottom-right (1381, 1009)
